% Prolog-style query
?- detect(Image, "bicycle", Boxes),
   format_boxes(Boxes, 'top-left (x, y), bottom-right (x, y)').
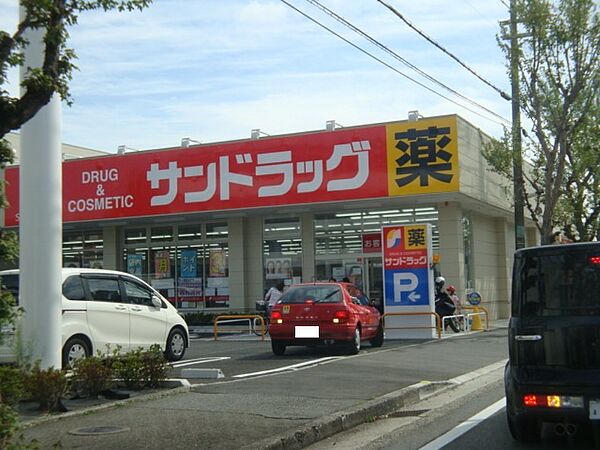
top-left (252, 300), bottom-right (270, 336)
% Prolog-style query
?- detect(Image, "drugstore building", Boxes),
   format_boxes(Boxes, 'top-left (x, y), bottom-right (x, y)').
top-left (2, 114), bottom-right (537, 319)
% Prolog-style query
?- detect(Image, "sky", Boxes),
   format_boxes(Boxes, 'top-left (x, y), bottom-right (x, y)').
top-left (0, 0), bottom-right (512, 153)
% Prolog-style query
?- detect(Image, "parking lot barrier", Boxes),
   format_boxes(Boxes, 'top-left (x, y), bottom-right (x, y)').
top-left (381, 312), bottom-right (442, 339)
top-left (213, 315), bottom-right (266, 340)
top-left (461, 305), bottom-right (489, 331)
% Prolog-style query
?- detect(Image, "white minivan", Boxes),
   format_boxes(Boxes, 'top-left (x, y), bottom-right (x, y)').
top-left (0, 268), bottom-right (189, 368)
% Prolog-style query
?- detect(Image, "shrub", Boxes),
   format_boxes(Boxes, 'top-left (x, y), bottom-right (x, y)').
top-left (71, 355), bottom-right (113, 399)
top-left (112, 348), bottom-right (145, 390)
top-left (0, 403), bottom-right (38, 449)
top-left (139, 345), bottom-right (170, 388)
top-left (0, 366), bottom-right (24, 406)
top-left (112, 346), bottom-right (170, 390)
top-left (23, 364), bottom-right (68, 412)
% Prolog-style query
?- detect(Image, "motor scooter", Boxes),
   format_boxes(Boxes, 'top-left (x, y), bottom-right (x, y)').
top-left (435, 291), bottom-right (460, 332)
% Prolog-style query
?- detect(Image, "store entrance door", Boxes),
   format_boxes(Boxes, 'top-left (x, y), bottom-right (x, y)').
top-left (364, 257), bottom-right (384, 313)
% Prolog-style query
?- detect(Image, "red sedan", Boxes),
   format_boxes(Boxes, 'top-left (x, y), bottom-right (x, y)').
top-left (268, 282), bottom-right (383, 356)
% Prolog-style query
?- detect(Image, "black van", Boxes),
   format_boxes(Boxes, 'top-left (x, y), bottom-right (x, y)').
top-left (505, 242), bottom-right (600, 442)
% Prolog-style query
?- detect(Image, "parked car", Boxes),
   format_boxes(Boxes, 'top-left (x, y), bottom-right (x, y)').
top-left (505, 242), bottom-right (600, 442)
top-left (269, 282), bottom-right (383, 356)
top-left (0, 268), bottom-right (189, 367)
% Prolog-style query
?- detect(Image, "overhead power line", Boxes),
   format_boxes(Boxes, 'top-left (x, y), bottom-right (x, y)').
top-left (279, 0), bottom-right (509, 127)
top-left (376, 0), bottom-right (512, 101)
top-left (303, 0), bottom-right (509, 125)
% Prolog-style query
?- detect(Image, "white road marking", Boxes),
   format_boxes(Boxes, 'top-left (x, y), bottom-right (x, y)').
top-left (171, 356), bottom-right (231, 368)
top-left (232, 356), bottom-right (344, 378)
top-left (419, 397), bottom-right (506, 450)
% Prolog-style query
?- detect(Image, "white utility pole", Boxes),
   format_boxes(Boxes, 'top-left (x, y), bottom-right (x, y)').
top-left (18, 5), bottom-right (63, 368)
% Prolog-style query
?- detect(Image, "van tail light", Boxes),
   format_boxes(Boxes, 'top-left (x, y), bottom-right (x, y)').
top-left (333, 310), bottom-right (349, 324)
top-left (523, 394), bottom-right (583, 409)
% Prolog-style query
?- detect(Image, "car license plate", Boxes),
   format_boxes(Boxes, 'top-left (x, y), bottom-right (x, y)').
top-left (590, 400), bottom-right (600, 420)
top-left (295, 326), bottom-right (319, 338)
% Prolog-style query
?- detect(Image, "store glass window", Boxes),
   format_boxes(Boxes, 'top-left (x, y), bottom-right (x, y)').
top-left (204, 223), bottom-right (229, 309)
top-left (177, 244), bottom-right (204, 308)
top-left (83, 231), bottom-right (104, 269)
top-left (314, 207), bottom-right (439, 283)
top-left (63, 230), bottom-right (103, 268)
top-left (122, 223), bottom-right (229, 311)
top-left (149, 245), bottom-right (176, 304)
top-left (150, 226), bottom-right (173, 243)
top-left (124, 248), bottom-right (148, 279)
top-left (264, 218), bottom-right (302, 292)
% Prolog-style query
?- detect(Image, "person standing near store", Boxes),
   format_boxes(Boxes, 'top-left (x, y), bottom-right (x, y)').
top-left (265, 282), bottom-right (284, 316)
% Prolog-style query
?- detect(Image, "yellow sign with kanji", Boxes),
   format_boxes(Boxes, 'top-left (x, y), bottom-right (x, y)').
top-left (403, 225), bottom-right (428, 250)
top-left (386, 116), bottom-right (459, 196)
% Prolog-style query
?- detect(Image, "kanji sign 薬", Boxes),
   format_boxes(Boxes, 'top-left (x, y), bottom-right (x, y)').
top-left (386, 116), bottom-right (459, 196)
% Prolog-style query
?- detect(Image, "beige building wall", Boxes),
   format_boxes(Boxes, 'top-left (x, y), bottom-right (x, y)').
top-left (456, 116), bottom-right (513, 211)
top-left (469, 212), bottom-right (509, 319)
top-left (228, 217), bottom-right (245, 311)
top-left (6, 131), bottom-right (108, 163)
top-left (437, 201), bottom-right (466, 295)
top-left (243, 216), bottom-right (265, 309)
top-left (101, 226), bottom-right (120, 270)
top-left (301, 213), bottom-right (315, 283)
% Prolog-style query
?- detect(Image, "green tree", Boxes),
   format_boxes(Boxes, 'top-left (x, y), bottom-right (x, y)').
top-left (484, 0), bottom-right (600, 244)
top-left (0, 0), bottom-right (151, 329)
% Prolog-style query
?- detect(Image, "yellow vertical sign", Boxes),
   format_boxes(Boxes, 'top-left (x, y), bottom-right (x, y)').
top-left (386, 116), bottom-right (459, 196)
top-left (403, 225), bottom-right (428, 250)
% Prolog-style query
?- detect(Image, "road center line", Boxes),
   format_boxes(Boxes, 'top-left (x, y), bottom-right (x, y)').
top-left (418, 397), bottom-right (506, 450)
top-left (233, 356), bottom-right (343, 378)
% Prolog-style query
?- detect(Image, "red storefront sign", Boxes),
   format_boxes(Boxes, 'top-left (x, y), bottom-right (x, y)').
top-left (4, 127), bottom-right (387, 226)
top-left (362, 233), bottom-right (382, 253)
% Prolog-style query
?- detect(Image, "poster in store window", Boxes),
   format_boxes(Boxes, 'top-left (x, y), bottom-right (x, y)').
top-left (209, 249), bottom-right (227, 277)
top-left (180, 249), bottom-right (197, 278)
top-left (154, 250), bottom-right (171, 278)
top-left (177, 277), bottom-right (203, 299)
top-left (127, 254), bottom-right (143, 276)
top-left (265, 257), bottom-right (292, 280)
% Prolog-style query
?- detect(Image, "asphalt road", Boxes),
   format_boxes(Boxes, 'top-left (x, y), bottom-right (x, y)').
top-left (316, 370), bottom-right (600, 450)
top-left (23, 327), bottom-right (511, 449)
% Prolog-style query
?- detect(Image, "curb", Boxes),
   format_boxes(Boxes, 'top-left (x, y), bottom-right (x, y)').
top-left (244, 359), bottom-right (507, 450)
top-left (22, 378), bottom-right (191, 429)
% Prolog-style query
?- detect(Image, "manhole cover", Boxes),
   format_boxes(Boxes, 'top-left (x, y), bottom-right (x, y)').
top-left (69, 425), bottom-right (130, 436)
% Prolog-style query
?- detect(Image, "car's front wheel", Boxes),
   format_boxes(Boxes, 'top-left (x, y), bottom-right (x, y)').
top-left (370, 323), bottom-right (384, 347)
top-left (165, 328), bottom-right (186, 361)
top-left (62, 336), bottom-right (91, 368)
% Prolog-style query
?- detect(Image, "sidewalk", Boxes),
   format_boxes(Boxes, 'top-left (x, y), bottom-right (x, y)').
top-left (20, 322), bottom-right (509, 449)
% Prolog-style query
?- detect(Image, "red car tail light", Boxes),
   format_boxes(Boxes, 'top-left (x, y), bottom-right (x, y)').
top-left (271, 311), bottom-right (283, 323)
top-left (523, 394), bottom-right (583, 408)
top-left (523, 394), bottom-right (539, 407)
top-left (333, 310), bottom-right (349, 324)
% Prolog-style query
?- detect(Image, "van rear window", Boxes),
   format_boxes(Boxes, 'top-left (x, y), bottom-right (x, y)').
top-left (516, 250), bottom-right (600, 317)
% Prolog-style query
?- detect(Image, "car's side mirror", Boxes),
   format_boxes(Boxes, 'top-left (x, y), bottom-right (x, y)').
top-left (151, 295), bottom-right (163, 308)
